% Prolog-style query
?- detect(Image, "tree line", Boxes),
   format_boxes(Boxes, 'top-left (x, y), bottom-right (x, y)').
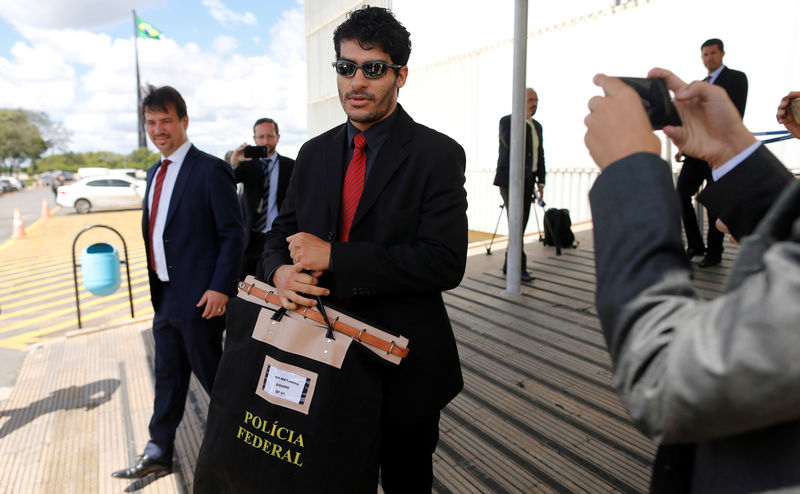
top-left (0, 108), bottom-right (160, 175)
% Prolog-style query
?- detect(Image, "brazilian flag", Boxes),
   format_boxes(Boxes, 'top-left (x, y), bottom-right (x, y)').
top-left (136, 16), bottom-right (162, 39)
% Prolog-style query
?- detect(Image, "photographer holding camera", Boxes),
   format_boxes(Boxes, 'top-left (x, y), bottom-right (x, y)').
top-left (585, 69), bottom-right (798, 492)
top-left (230, 118), bottom-right (294, 279)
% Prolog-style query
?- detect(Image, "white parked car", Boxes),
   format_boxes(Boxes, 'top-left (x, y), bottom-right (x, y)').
top-left (0, 176), bottom-right (24, 190)
top-left (56, 175), bottom-right (147, 214)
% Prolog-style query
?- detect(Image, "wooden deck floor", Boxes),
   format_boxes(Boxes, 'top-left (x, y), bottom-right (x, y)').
top-left (0, 224), bottom-right (738, 493)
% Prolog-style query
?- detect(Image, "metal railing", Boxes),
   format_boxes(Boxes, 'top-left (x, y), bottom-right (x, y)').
top-left (468, 131), bottom-right (799, 236)
top-left (466, 167), bottom-right (599, 235)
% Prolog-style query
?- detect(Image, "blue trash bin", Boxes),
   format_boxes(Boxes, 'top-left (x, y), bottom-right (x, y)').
top-left (81, 243), bottom-right (121, 296)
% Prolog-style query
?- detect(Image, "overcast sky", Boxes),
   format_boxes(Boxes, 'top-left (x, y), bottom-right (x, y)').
top-left (0, 0), bottom-right (306, 160)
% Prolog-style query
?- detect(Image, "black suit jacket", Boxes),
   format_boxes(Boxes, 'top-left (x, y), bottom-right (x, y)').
top-left (493, 114), bottom-right (545, 190)
top-left (262, 105), bottom-right (468, 423)
top-left (714, 66), bottom-right (748, 117)
top-left (142, 145), bottom-right (244, 317)
top-left (234, 154), bottom-right (294, 244)
top-left (681, 66), bottom-right (749, 176)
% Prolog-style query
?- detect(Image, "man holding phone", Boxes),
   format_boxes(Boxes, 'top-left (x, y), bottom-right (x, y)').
top-left (676, 38), bottom-right (748, 267)
top-left (230, 118), bottom-right (294, 279)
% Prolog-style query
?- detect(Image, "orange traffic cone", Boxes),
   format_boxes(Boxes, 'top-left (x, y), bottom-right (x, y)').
top-left (41, 198), bottom-right (50, 219)
top-left (12, 208), bottom-right (26, 238)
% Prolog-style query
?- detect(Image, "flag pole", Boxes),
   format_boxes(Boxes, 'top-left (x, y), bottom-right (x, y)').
top-left (132, 10), bottom-right (146, 149)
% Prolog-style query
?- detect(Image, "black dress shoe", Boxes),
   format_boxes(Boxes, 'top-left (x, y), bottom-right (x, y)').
top-left (698, 255), bottom-right (721, 268)
top-left (520, 271), bottom-right (534, 282)
top-left (111, 454), bottom-right (171, 479)
top-left (685, 247), bottom-right (705, 258)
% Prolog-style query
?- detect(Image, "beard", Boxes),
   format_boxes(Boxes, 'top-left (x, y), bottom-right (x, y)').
top-left (339, 86), bottom-right (397, 125)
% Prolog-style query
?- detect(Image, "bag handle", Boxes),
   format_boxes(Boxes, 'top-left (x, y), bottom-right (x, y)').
top-left (315, 295), bottom-right (336, 340)
top-left (238, 281), bottom-right (410, 359)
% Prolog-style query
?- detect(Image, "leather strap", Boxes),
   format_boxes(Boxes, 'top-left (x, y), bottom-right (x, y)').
top-left (238, 281), bottom-right (410, 359)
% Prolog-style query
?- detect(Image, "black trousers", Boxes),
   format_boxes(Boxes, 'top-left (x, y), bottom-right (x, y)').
top-left (148, 282), bottom-right (225, 460)
top-left (499, 186), bottom-right (532, 272)
top-left (377, 411), bottom-right (441, 494)
top-left (676, 157), bottom-right (723, 257)
top-left (239, 231), bottom-right (268, 280)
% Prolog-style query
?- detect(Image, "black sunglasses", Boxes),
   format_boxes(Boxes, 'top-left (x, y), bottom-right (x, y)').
top-left (331, 60), bottom-right (403, 79)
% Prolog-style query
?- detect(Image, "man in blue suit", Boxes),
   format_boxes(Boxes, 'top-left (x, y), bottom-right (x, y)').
top-left (112, 85), bottom-right (243, 479)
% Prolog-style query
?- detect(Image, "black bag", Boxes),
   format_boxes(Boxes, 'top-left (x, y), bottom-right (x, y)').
top-left (542, 208), bottom-right (577, 255)
top-left (194, 276), bottom-right (409, 494)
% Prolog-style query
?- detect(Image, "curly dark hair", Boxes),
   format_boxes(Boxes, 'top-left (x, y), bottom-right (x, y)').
top-left (333, 6), bottom-right (411, 66)
top-left (142, 84), bottom-right (187, 120)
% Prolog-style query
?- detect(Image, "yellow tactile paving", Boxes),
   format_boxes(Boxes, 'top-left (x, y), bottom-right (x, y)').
top-left (0, 209), bottom-right (150, 349)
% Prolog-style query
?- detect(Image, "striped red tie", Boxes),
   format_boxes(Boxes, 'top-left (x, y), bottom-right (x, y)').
top-left (338, 133), bottom-right (367, 241)
top-left (148, 159), bottom-right (171, 271)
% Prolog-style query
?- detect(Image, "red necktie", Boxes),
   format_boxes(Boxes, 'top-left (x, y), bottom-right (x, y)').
top-left (338, 133), bottom-right (367, 241)
top-left (148, 159), bottom-right (171, 271)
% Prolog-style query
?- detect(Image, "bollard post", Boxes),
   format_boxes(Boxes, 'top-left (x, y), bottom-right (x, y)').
top-left (41, 198), bottom-right (51, 219)
top-left (11, 208), bottom-right (26, 238)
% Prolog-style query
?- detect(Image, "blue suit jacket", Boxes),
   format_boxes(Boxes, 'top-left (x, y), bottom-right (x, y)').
top-left (142, 144), bottom-right (244, 317)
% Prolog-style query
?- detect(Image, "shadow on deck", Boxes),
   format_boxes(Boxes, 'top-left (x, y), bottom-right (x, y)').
top-left (0, 224), bottom-right (738, 493)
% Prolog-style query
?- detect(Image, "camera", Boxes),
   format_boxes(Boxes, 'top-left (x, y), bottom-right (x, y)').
top-left (244, 145), bottom-right (271, 159)
top-left (618, 77), bottom-right (682, 130)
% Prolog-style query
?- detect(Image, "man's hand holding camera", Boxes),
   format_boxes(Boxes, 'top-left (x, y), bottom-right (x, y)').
top-left (776, 91), bottom-right (800, 139)
top-left (584, 69), bottom-right (756, 171)
top-left (650, 68), bottom-right (755, 168)
top-left (584, 74), bottom-right (661, 170)
top-left (230, 143), bottom-right (272, 168)
top-left (230, 142), bottom-right (249, 167)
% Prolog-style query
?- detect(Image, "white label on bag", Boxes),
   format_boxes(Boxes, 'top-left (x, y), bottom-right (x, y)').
top-left (263, 365), bottom-right (311, 405)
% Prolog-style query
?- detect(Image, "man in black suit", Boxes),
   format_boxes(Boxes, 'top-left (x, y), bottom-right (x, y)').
top-left (229, 118), bottom-right (294, 279)
top-left (494, 87), bottom-right (546, 281)
top-left (261, 6), bottom-right (467, 493)
top-left (677, 38), bottom-right (748, 267)
top-left (112, 85), bottom-right (243, 479)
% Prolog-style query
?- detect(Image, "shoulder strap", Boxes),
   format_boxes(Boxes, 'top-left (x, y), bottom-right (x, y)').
top-left (238, 281), bottom-right (410, 359)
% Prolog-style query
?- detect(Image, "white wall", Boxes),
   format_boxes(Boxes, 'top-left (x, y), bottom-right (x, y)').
top-left (306, 0), bottom-right (800, 233)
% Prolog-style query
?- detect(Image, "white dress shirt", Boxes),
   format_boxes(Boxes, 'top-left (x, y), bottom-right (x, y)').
top-left (707, 64), bottom-right (725, 85)
top-left (148, 139), bottom-right (191, 281)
